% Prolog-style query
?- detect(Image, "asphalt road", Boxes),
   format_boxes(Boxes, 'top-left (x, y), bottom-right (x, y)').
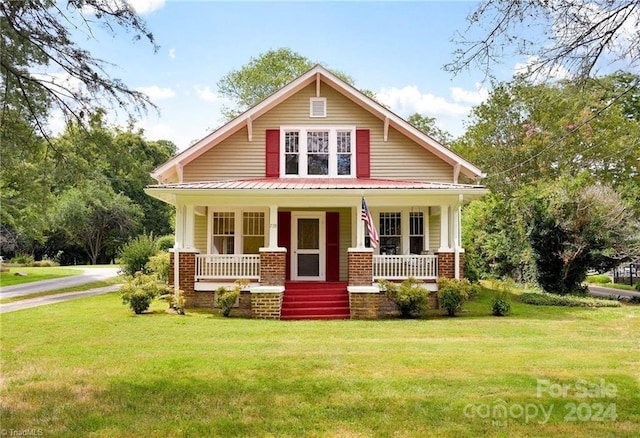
top-left (0, 267), bottom-right (121, 314)
top-left (588, 284), bottom-right (640, 299)
top-left (0, 267), bottom-right (120, 298)
top-left (0, 285), bottom-right (120, 314)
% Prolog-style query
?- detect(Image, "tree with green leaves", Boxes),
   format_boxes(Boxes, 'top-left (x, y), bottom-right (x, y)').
top-left (217, 48), bottom-right (378, 120)
top-left (406, 113), bottom-right (453, 145)
top-left (55, 181), bottom-right (142, 265)
top-left (528, 176), bottom-right (640, 295)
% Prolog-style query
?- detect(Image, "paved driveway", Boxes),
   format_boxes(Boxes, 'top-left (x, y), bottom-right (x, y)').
top-left (588, 284), bottom-right (640, 299)
top-left (0, 267), bottom-right (120, 298)
top-left (0, 267), bottom-right (121, 314)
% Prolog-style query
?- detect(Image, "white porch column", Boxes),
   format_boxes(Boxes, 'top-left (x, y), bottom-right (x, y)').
top-left (184, 204), bottom-right (195, 250)
top-left (438, 204), bottom-right (451, 252)
top-left (175, 202), bottom-right (185, 249)
top-left (356, 201), bottom-right (365, 249)
top-left (268, 205), bottom-right (279, 249)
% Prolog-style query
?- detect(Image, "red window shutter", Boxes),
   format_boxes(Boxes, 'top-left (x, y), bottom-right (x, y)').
top-left (265, 129), bottom-right (280, 178)
top-left (277, 211), bottom-right (291, 281)
top-left (326, 212), bottom-right (340, 282)
top-left (356, 129), bottom-right (370, 178)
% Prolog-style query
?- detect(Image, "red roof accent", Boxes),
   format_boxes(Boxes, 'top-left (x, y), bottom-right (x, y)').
top-left (148, 178), bottom-right (484, 191)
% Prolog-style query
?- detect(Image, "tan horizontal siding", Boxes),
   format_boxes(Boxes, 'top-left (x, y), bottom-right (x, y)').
top-left (182, 81), bottom-right (454, 182)
top-left (194, 212), bottom-right (208, 253)
top-left (429, 214), bottom-right (440, 251)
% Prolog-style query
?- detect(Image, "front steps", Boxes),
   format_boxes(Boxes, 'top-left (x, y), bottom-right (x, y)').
top-left (281, 282), bottom-right (350, 320)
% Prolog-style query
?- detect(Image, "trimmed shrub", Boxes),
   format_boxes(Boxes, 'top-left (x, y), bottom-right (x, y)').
top-left (120, 273), bottom-right (169, 314)
top-left (491, 290), bottom-right (512, 316)
top-left (156, 235), bottom-right (175, 251)
top-left (437, 278), bottom-right (479, 316)
top-left (215, 286), bottom-right (239, 317)
top-left (520, 292), bottom-right (621, 308)
top-left (160, 288), bottom-right (186, 315)
top-left (118, 233), bottom-right (158, 276)
top-left (378, 277), bottom-right (429, 318)
top-left (147, 251), bottom-right (170, 283)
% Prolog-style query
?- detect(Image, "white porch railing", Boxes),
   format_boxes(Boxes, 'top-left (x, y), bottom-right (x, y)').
top-left (196, 254), bottom-right (260, 280)
top-left (373, 255), bottom-right (438, 280)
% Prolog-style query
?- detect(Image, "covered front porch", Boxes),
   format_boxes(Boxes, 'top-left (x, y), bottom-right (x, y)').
top-left (147, 179), bottom-right (484, 319)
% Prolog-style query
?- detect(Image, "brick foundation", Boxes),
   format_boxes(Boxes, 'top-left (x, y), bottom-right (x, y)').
top-left (168, 250), bottom-right (198, 308)
top-left (251, 292), bottom-right (283, 319)
top-left (349, 292), bottom-right (379, 319)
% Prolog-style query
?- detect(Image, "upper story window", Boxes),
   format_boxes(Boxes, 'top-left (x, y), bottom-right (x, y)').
top-left (281, 126), bottom-right (355, 177)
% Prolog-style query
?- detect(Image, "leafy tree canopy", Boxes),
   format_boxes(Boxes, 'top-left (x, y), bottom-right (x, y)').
top-left (406, 113), bottom-right (453, 145)
top-left (217, 48), bottom-right (378, 120)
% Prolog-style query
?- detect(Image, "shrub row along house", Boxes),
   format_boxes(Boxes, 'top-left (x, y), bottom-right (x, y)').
top-left (146, 65), bottom-right (487, 319)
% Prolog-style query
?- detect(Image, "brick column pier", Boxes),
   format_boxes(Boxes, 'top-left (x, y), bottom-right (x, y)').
top-left (347, 248), bottom-right (380, 319)
top-left (252, 249), bottom-right (286, 319)
top-left (168, 250), bottom-right (199, 307)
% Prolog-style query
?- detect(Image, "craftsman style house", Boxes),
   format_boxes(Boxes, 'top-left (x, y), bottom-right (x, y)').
top-left (146, 65), bottom-right (487, 319)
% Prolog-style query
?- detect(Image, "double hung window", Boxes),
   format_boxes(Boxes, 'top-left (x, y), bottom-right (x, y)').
top-left (281, 127), bottom-right (355, 177)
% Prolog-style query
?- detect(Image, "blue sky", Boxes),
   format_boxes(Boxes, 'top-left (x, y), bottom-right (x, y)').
top-left (66, 0), bottom-right (526, 150)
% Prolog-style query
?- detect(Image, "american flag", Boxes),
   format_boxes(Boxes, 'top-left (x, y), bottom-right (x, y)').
top-left (361, 197), bottom-right (379, 249)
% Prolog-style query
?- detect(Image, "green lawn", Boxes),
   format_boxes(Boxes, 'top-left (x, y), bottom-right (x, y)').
top-left (1, 289), bottom-right (638, 437)
top-left (0, 266), bottom-right (83, 287)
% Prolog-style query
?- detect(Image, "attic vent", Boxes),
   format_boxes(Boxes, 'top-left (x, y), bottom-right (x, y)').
top-left (310, 97), bottom-right (326, 118)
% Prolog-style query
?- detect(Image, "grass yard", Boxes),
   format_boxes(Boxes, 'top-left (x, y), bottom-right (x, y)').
top-left (0, 266), bottom-right (83, 287)
top-left (1, 288), bottom-right (638, 437)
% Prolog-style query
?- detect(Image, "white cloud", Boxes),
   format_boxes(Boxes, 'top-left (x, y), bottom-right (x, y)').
top-left (377, 85), bottom-right (473, 118)
top-left (376, 83), bottom-right (491, 138)
top-left (136, 85), bottom-right (176, 100)
top-left (169, 48), bottom-right (176, 59)
top-left (451, 83), bottom-right (489, 105)
top-left (514, 56), bottom-right (571, 82)
top-left (194, 85), bottom-right (227, 104)
top-left (127, 0), bottom-right (165, 15)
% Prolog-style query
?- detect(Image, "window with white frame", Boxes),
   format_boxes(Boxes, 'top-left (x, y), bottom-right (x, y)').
top-left (284, 131), bottom-right (299, 175)
top-left (379, 212), bottom-right (401, 255)
top-left (212, 212), bottom-right (234, 254)
top-left (280, 127), bottom-right (355, 177)
top-left (409, 212), bottom-right (424, 254)
top-left (243, 212), bottom-right (265, 254)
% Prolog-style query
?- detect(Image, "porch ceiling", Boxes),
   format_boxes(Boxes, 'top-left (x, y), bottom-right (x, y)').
top-left (145, 177), bottom-right (488, 206)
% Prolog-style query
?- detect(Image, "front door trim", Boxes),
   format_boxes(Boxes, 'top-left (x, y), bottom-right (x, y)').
top-left (291, 211), bottom-right (326, 281)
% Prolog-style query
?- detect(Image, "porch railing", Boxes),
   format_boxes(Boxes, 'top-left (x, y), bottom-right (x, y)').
top-left (196, 254), bottom-right (260, 280)
top-left (373, 255), bottom-right (438, 280)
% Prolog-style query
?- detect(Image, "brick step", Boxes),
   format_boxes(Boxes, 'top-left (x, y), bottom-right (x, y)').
top-left (282, 299), bottom-right (349, 309)
top-left (281, 314), bottom-right (350, 320)
top-left (284, 282), bottom-right (348, 290)
top-left (284, 290), bottom-right (349, 299)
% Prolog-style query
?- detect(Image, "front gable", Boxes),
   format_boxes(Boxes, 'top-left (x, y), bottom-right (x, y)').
top-left (154, 65), bottom-right (484, 185)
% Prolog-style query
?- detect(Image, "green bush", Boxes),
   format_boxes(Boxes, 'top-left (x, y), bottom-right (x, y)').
top-left (378, 277), bottom-right (429, 318)
top-left (519, 292), bottom-right (621, 307)
top-left (120, 273), bottom-right (169, 314)
top-left (215, 287), bottom-right (239, 317)
top-left (491, 290), bottom-right (512, 316)
top-left (12, 254), bottom-right (34, 265)
top-left (437, 278), bottom-right (478, 316)
top-left (29, 259), bottom-right (60, 267)
top-left (117, 233), bottom-right (158, 276)
top-left (214, 280), bottom-right (248, 317)
top-left (156, 235), bottom-right (175, 251)
top-left (147, 251), bottom-right (170, 283)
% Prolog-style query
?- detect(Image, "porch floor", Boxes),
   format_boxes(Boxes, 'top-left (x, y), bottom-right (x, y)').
top-left (281, 282), bottom-right (350, 320)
